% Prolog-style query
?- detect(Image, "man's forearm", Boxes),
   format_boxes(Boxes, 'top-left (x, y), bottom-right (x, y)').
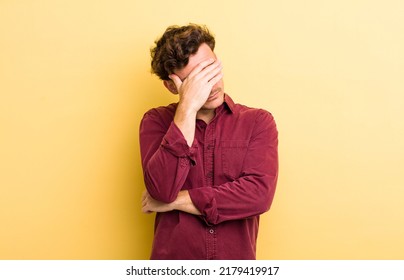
top-left (142, 190), bottom-right (201, 216)
top-left (172, 190), bottom-right (201, 215)
top-left (140, 114), bottom-right (195, 203)
top-left (173, 104), bottom-right (197, 147)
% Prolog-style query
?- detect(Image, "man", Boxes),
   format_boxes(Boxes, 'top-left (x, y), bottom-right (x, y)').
top-left (140, 24), bottom-right (278, 260)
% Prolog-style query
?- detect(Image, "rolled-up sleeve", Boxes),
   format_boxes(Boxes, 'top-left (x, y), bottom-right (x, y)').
top-left (188, 110), bottom-right (278, 225)
top-left (140, 110), bottom-right (198, 203)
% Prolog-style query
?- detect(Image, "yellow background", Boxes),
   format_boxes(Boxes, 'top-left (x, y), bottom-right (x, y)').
top-left (1, 0), bottom-right (403, 259)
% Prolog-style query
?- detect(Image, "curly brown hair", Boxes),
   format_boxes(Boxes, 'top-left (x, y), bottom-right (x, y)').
top-left (150, 24), bottom-right (215, 80)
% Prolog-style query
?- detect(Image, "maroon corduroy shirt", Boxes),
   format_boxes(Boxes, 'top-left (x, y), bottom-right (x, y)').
top-left (139, 94), bottom-right (278, 259)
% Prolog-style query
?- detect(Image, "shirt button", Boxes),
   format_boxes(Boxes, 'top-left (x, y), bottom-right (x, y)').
top-left (209, 229), bottom-right (214, 234)
top-left (207, 171), bottom-right (213, 178)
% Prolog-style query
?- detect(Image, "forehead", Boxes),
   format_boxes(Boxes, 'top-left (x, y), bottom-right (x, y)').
top-left (174, 43), bottom-right (217, 80)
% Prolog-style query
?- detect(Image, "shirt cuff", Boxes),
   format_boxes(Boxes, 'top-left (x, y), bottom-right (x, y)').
top-left (188, 187), bottom-right (218, 225)
top-left (161, 121), bottom-right (198, 163)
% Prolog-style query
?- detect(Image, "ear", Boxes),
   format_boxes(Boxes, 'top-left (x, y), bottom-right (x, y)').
top-left (163, 80), bottom-right (178, 95)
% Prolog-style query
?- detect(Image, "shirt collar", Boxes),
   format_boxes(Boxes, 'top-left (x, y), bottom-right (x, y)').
top-left (173, 93), bottom-right (235, 117)
top-left (222, 94), bottom-right (235, 114)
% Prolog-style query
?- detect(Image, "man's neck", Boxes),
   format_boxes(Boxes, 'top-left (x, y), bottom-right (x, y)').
top-left (196, 108), bottom-right (215, 124)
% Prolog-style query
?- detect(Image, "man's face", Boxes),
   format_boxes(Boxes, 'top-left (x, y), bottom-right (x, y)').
top-left (173, 43), bottom-right (225, 111)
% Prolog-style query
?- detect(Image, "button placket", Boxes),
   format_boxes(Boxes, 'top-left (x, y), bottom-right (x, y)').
top-left (204, 122), bottom-right (215, 187)
top-left (206, 227), bottom-right (217, 260)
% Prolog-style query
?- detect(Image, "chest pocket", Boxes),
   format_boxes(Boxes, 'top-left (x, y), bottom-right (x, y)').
top-left (220, 140), bottom-right (249, 180)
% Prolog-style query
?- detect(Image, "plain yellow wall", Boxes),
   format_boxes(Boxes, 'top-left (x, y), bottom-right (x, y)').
top-left (1, 0), bottom-right (403, 259)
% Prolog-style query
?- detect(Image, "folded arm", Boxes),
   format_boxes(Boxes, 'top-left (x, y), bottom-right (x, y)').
top-left (140, 112), bottom-right (196, 203)
top-left (142, 190), bottom-right (201, 215)
top-left (140, 110), bottom-right (278, 225)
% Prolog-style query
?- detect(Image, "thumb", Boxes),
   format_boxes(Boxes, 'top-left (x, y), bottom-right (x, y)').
top-left (169, 74), bottom-right (182, 90)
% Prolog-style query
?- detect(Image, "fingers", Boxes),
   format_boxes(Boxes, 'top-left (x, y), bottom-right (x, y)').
top-left (184, 58), bottom-right (222, 83)
top-left (141, 190), bottom-right (153, 214)
top-left (142, 191), bottom-right (150, 206)
top-left (141, 190), bottom-right (148, 202)
top-left (169, 58), bottom-right (222, 89)
top-left (203, 62), bottom-right (223, 86)
top-left (208, 70), bottom-right (224, 86)
top-left (186, 58), bottom-right (215, 79)
top-left (168, 57), bottom-right (223, 113)
top-left (196, 59), bottom-right (222, 83)
top-left (142, 207), bottom-right (153, 214)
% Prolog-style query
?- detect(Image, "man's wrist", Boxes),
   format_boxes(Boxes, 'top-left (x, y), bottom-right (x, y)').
top-left (174, 103), bottom-right (197, 122)
top-left (173, 104), bottom-right (197, 147)
top-left (171, 190), bottom-right (201, 215)
top-left (171, 190), bottom-right (186, 211)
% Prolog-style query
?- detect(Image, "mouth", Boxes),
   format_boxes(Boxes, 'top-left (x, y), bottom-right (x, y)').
top-left (207, 88), bottom-right (221, 101)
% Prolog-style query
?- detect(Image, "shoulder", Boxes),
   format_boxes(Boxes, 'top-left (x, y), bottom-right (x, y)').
top-left (233, 102), bottom-right (275, 125)
top-left (143, 103), bottom-right (177, 117)
top-left (230, 102), bottom-right (277, 139)
top-left (140, 103), bottom-right (178, 132)
top-left (224, 94), bottom-right (276, 132)
top-left (142, 103), bottom-right (177, 121)
top-left (226, 94), bottom-right (275, 122)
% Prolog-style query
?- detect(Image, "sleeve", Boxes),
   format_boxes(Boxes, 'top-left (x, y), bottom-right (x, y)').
top-left (139, 109), bottom-right (198, 203)
top-left (187, 110), bottom-right (278, 225)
